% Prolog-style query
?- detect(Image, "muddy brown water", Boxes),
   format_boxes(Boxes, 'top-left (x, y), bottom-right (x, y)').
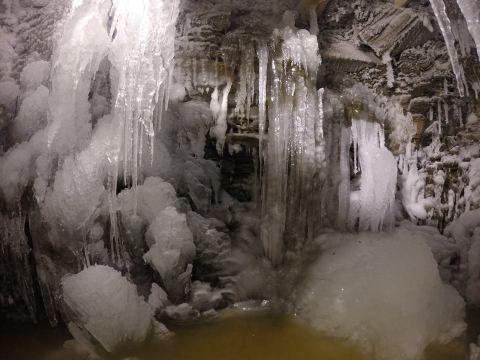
top-left (0, 311), bottom-right (467, 360)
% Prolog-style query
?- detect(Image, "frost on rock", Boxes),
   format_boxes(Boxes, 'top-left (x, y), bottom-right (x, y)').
top-left (143, 207), bottom-right (196, 301)
top-left (61, 265), bottom-right (158, 353)
top-left (296, 228), bottom-right (466, 360)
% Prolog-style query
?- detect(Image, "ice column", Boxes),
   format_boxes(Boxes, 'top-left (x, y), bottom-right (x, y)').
top-left (429, 0), bottom-right (467, 96)
top-left (261, 26), bottom-right (322, 265)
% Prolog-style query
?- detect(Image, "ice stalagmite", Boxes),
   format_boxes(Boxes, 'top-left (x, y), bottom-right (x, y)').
top-left (456, 0), bottom-right (480, 61)
top-left (429, 0), bottom-right (467, 96)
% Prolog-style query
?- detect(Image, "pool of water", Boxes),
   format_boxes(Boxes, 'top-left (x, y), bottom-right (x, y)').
top-left (0, 312), bottom-right (468, 360)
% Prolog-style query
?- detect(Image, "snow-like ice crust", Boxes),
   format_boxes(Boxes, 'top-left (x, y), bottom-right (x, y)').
top-left (296, 227), bottom-right (466, 360)
top-left (62, 265), bottom-right (156, 353)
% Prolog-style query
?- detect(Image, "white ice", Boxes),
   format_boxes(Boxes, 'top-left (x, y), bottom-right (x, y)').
top-left (296, 228), bottom-right (466, 360)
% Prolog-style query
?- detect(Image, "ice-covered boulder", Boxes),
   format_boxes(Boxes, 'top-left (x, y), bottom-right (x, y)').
top-left (61, 265), bottom-right (159, 353)
top-left (296, 228), bottom-right (466, 360)
top-left (117, 177), bottom-right (177, 224)
top-left (143, 207), bottom-right (196, 301)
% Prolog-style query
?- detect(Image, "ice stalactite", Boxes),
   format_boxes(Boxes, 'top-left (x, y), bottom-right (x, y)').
top-left (212, 79), bottom-right (232, 155)
top-left (47, 0), bottom-right (111, 155)
top-left (382, 51), bottom-right (395, 88)
top-left (429, 0), bottom-right (467, 96)
top-left (456, 0), bottom-right (480, 61)
top-left (261, 25), bottom-right (322, 265)
top-left (348, 119), bottom-right (397, 232)
top-left (109, 0), bottom-right (180, 191)
top-left (257, 43), bottom-right (268, 181)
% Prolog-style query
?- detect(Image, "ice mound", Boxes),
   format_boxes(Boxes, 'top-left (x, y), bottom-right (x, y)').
top-left (19, 60), bottom-right (50, 94)
top-left (12, 85), bottom-right (49, 142)
top-left (296, 228), bottom-right (466, 360)
top-left (62, 265), bottom-right (156, 353)
top-left (117, 177), bottom-right (177, 224)
top-left (144, 206), bottom-right (196, 300)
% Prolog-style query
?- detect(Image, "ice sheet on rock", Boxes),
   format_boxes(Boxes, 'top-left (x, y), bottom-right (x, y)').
top-left (62, 265), bottom-right (157, 353)
top-left (143, 207), bottom-right (196, 300)
top-left (296, 229), bottom-right (466, 360)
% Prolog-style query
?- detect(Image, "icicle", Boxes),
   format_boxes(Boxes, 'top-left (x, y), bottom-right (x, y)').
top-left (429, 0), bottom-right (466, 96)
top-left (444, 101), bottom-right (449, 124)
top-left (257, 43), bottom-right (268, 179)
top-left (456, 0), bottom-right (480, 61)
top-left (212, 80), bottom-right (232, 155)
top-left (109, 0), bottom-right (180, 190)
top-left (382, 51), bottom-right (395, 88)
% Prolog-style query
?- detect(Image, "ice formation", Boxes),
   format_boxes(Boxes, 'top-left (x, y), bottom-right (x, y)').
top-left (62, 265), bottom-right (159, 353)
top-left (143, 206), bottom-right (196, 300)
top-left (428, 0), bottom-right (467, 96)
top-left (261, 23), bottom-right (322, 265)
top-left (348, 119), bottom-right (397, 231)
top-left (296, 228), bottom-right (466, 360)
